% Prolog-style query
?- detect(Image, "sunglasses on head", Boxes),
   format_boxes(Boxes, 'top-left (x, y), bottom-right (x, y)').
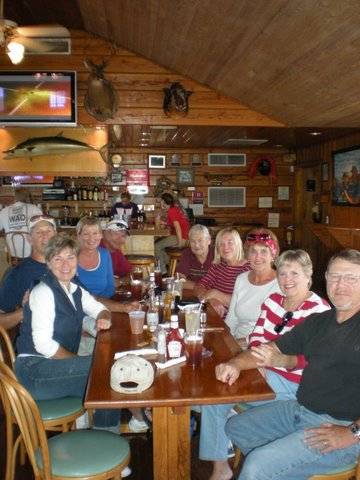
top-left (110, 222), bottom-right (128, 230)
top-left (246, 233), bottom-right (272, 242)
top-left (274, 311), bottom-right (293, 334)
top-left (29, 214), bottom-right (54, 222)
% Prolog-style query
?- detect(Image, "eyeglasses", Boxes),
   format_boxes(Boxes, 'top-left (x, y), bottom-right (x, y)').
top-left (246, 233), bottom-right (272, 242)
top-left (274, 311), bottom-right (294, 334)
top-left (108, 222), bottom-right (129, 231)
top-left (326, 273), bottom-right (360, 285)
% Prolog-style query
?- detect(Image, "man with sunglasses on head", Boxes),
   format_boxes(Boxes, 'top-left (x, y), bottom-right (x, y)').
top-left (226, 248), bottom-right (360, 479)
top-left (100, 219), bottom-right (132, 281)
top-left (0, 215), bottom-right (57, 332)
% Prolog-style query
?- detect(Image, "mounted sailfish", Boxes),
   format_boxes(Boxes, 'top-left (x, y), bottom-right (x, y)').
top-left (3, 132), bottom-right (109, 163)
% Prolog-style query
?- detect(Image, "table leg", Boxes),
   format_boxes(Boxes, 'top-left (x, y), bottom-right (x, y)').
top-left (152, 406), bottom-right (190, 480)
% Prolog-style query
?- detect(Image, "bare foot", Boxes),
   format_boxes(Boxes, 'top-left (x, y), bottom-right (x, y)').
top-left (209, 460), bottom-right (233, 480)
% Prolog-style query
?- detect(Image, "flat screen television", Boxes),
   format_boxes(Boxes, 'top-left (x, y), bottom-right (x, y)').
top-left (0, 71), bottom-right (77, 126)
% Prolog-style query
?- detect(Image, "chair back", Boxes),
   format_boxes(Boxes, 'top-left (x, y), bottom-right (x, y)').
top-left (5, 231), bottom-right (29, 265)
top-left (0, 362), bottom-right (52, 479)
top-left (0, 325), bottom-right (16, 370)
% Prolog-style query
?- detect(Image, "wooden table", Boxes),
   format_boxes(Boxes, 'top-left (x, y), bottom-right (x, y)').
top-left (85, 303), bottom-right (275, 480)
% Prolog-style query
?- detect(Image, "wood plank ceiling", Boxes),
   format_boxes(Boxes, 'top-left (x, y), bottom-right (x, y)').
top-left (5, 0), bottom-right (360, 149)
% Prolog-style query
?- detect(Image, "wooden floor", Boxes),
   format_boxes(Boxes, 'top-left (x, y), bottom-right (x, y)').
top-left (0, 411), bottom-right (241, 479)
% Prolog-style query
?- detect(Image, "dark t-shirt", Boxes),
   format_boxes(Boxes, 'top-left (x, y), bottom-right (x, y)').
top-left (176, 245), bottom-right (215, 282)
top-left (276, 309), bottom-right (360, 421)
top-left (0, 257), bottom-right (47, 312)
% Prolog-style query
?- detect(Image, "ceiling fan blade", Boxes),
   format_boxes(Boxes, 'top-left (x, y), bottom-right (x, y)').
top-left (17, 37), bottom-right (62, 53)
top-left (16, 24), bottom-right (70, 38)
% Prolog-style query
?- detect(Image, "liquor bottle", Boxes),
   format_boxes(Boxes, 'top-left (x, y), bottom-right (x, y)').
top-left (93, 185), bottom-right (99, 201)
top-left (99, 186), bottom-right (105, 202)
top-left (147, 286), bottom-right (159, 332)
top-left (88, 187), bottom-right (93, 201)
top-left (166, 314), bottom-right (184, 359)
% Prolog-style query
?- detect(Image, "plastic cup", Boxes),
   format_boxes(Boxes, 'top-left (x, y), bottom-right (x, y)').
top-left (129, 310), bottom-right (145, 334)
top-left (184, 332), bottom-right (203, 367)
top-left (185, 309), bottom-right (200, 334)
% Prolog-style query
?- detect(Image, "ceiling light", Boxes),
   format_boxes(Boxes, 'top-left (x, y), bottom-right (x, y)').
top-left (224, 138), bottom-right (268, 146)
top-left (150, 125), bottom-right (177, 130)
top-left (7, 41), bottom-right (25, 64)
top-left (309, 131), bottom-right (322, 136)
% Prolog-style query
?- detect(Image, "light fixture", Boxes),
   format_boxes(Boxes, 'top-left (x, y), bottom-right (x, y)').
top-left (7, 41), bottom-right (25, 64)
top-left (111, 153), bottom-right (122, 168)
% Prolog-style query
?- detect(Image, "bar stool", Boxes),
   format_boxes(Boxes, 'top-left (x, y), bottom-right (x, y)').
top-left (165, 246), bottom-right (187, 277)
top-left (126, 254), bottom-right (155, 277)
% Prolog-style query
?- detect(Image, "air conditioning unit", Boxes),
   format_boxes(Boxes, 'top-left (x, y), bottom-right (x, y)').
top-left (208, 187), bottom-right (246, 207)
top-left (208, 153), bottom-right (246, 167)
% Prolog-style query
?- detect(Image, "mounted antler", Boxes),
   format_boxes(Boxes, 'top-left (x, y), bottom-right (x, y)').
top-left (83, 41), bottom-right (119, 122)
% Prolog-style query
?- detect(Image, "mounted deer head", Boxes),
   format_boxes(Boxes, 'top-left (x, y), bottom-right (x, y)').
top-left (83, 44), bottom-right (119, 122)
top-left (163, 82), bottom-right (192, 117)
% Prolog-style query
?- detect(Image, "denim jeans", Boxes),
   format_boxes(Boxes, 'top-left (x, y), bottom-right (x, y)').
top-left (226, 399), bottom-right (360, 480)
top-left (15, 355), bottom-right (120, 428)
top-left (199, 369), bottom-right (298, 460)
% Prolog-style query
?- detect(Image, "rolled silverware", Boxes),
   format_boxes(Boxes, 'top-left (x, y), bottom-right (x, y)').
top-left (199, 327), bottom-right (224, 332)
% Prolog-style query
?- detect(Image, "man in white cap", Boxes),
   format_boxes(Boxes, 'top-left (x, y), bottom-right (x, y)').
top-left (0, 214), bottom-right (57, 332)
top-left (100, 219), bottom-right (132, 281)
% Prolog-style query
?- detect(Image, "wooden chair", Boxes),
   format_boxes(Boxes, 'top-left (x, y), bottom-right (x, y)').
top-left (0, 325), bottom-right (86, 480)
top-left (4, 231), bottom-right (29, 265)
top-left (126, 254), bottom-right (155, 277)
top-left (232, 403), bottom-right (358, 479)
top-left (0, 362), bottom-right (130, 480)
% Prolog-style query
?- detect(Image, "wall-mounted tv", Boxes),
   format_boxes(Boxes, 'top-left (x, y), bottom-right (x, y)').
top-left (0, 71), bottom-right (77, 127)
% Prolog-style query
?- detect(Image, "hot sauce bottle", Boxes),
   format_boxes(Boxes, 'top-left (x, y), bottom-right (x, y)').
top-left (166, 314), bottom-right (184, 359)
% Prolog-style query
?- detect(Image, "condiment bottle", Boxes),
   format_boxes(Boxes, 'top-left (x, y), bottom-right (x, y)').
top-left (163, 282), bottom-right (173, 322)
top-left (166, 314), bottom-right (184, 359)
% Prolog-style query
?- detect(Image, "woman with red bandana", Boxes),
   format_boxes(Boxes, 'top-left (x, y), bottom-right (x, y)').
top-left (225, 228), bottom-right (281, 347)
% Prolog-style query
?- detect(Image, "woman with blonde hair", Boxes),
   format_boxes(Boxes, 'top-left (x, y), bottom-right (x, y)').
top-left (193, 227), bottom-right (251, 317)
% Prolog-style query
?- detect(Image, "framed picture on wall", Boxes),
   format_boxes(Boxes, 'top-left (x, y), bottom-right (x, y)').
top-left (148, 154), bottom-right (166, 169)
top-left (176, 168), bottom-right (194, 185)
top-left (332, 146), bottom-right (360, 205)
top-left (278, 186), bottom-right (290, 200)
top-left (322, 162), bottom-right (329, 182)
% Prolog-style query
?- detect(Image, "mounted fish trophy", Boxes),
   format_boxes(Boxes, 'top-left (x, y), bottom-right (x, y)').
top-left (163, 82), bottom-right (192, 117)
top-left (84, 43), bottom-right (119, 122)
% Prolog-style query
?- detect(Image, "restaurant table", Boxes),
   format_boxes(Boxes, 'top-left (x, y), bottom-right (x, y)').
top-left (85, 299), bottom-right (275, 480)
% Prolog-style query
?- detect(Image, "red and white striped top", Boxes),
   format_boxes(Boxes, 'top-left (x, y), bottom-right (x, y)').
top-left (196, 261), bottom-right (252, 294)
top-left (248, 291), bottom-right (330, 384)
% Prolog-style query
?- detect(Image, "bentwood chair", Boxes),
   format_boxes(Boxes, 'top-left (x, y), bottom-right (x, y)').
top-left (232, 403), bottom-right (358, 479)
top-left (0, 325), bottom-right (86, 480)
top-left (4, 232), bottom-right (29, 265)
top-left (0, 362), bottom-right (131, 480)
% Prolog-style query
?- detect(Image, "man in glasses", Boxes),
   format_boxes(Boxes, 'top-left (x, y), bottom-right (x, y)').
top-left (0, 215), bottom-right (56, 332)
top-left (100, 219), bottom-right (132, 280)
top-left (226, 248), bottom-right (360, 479)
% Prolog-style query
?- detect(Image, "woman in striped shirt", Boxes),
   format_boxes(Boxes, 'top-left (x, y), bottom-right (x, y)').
top-left (193, 227), bottom-right (251, 318)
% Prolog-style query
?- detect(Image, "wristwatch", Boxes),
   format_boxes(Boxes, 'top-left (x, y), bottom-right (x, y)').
top-left (349, 422), bottom-right (360, 441)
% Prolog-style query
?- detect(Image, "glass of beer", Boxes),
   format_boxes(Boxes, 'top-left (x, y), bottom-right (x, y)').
top-left (184, 332), bottom-right (203, 368)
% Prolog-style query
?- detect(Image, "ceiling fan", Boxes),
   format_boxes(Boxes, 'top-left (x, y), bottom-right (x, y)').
top-left (0, 0), bottom-right (70, 63)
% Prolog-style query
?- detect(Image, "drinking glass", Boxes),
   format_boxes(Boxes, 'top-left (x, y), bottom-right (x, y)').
top-left (185, 308), bottom-right (200, 334)
top-left (184, 332), bottom-right (203, 367)
top-left (130, 279), bottom-right (143, 301)
top-left (129, 310), bottom-right (145, 334)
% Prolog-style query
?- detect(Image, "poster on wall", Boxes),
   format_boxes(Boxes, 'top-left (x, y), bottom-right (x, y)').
top-left (332, 146), bottom-right (360, 206)
top-left (126, 169), bottom-right (149, 195)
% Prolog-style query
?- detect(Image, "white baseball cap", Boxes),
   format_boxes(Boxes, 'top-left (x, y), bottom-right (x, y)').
top-left (110, 354), bottom-right (154, 394)
top-left (28, 214), bottom-right (57, 232)
top-left (106, 219), bottom-right (130, 235)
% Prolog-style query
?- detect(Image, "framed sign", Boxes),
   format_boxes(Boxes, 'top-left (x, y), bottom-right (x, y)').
top-left (258, 196), bottom-right (273, 208)
top-left (176, 167), bottom-right (194, 185)
top-left (148, 154), bottom-right (166, 169)
top-left (278, 186), bottom-right (290, 200)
